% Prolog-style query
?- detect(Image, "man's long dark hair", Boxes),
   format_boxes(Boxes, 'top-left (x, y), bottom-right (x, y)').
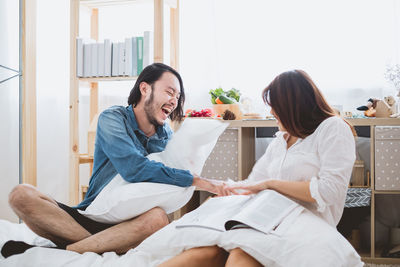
top-left (263, 70), bottom-right (355, 138)
top-left (128, 63), bottom-right (185, 121)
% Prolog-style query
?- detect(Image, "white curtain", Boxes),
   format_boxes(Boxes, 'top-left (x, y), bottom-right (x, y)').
top-left (0, 0), bottom-right (20, 222)
top-left (181, 0), bottom-right (400, 115)
top-left (36, 0), bottom-right (70, 204)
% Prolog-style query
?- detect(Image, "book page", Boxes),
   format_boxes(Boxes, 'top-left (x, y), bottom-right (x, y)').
top-left (226, 190), bottom-right (301, 234)
top-left (175, 195), bottom-right (250, 232)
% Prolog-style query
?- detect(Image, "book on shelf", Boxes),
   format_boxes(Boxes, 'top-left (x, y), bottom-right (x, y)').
top-left (104, 39), bottom-right (112, 77)
top-left (118, 42), bottom-right (125, 76)
top-left (76, 31), bottom-right (152, 78)
top-left (132, 37), bottom-right (138, 76)
top-left (137, 36), bottom-right (144, 75)
top-left (175, 190), bottom-right (302, 235)
top-left (76, 38), bottom-right (83, 77)
top-left (83, 42), bottom-right (91, 78)
top-left (98, 42), bottom-right (105, 77)
top-left (124, 38), bottom-right (133, 76)
top-left (90, 43), bottom-right (98, 77)
top-left (143, 31), bottom-right (154, 68)
top-left (111, 42), bottom-right (119, 77)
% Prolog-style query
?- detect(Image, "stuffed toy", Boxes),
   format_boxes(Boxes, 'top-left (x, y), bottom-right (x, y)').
top-left (357, 98), bottom-right (378, 117)
top-left (384, 96), bottom-right (400, 118)
top-left (357, 98), bottom-right (377, 111)
top-left (357, 97), bottom-right (399, 118)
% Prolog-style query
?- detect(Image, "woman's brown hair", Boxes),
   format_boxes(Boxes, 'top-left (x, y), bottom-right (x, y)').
top-left (263, 70), bottom-right (355, 138)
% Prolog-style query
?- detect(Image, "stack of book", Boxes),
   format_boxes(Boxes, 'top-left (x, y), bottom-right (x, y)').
top-left (76, 31), bottom-right (153, 78)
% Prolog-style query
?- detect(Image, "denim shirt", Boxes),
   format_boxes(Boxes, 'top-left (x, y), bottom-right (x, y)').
top-left (75, 105), bottom-right (193, 210)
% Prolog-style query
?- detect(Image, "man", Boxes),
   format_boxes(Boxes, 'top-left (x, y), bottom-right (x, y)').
top-left (2, 63), bottom-right (227, 258)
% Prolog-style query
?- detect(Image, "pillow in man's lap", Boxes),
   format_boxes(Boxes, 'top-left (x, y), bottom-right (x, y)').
top-left (79, 119), bottom-right (229, 224)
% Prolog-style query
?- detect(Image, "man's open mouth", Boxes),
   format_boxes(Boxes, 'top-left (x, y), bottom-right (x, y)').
top-left (162, 106), bottom-right (172, 116)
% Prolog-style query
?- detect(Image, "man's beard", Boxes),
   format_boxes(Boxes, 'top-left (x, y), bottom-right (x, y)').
top-left (144, 90), bottom-right (163, 127)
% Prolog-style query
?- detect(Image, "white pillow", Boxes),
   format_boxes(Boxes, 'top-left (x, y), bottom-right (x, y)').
top-left (147, 118), bottom-right (230, 175)
top-left (79, 118), bottom-right (229, 224)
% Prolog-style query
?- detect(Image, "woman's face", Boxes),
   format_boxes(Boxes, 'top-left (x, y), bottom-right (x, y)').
top-left (271, 109), bottom-right (286, 132)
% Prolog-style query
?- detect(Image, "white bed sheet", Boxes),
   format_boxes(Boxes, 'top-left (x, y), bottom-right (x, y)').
top-left (0, 209), bottom-right (363, 267)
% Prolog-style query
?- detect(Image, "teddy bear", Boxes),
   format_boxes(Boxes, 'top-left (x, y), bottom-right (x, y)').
top-left (384, 95), bottom-right (400, 118)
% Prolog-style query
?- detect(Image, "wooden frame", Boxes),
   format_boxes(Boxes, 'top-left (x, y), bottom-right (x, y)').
top-left (69, 0), bottom-right (80, 204)
top-left (21, 0), bottom-right (37, 186)
top-left (154, 0), bottom-right (163, 63)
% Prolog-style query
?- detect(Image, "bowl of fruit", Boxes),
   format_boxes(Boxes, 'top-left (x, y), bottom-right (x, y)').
top-left (185, 108), bottom-right (213, 118)
top-left (210, 87), bottom-right (243, 120)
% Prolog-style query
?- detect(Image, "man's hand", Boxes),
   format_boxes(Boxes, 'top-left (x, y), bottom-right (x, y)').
top-left (192, 176), bottom-right (237, 196)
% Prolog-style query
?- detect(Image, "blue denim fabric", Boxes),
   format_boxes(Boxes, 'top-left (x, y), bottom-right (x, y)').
top-left (75, 105), bottom-right (193, 210)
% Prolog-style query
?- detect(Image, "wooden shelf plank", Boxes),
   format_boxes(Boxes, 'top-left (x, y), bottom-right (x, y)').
top-left (82, 185), bottom-right (88, 193)
top-left (80, 0), bottom-right (144, 7)
top-left (374, 190), bottom-right (400, 195)
top-left (227, 118), bottom-right (400, 128)
top-left (80, 0), bottom-right (177, 8)
top-left (79, 154), bottom-right (94, 164)
top-left (362, 256), bottom-right (400, 264)
top-left (78, 76), bottom-right (138, 82)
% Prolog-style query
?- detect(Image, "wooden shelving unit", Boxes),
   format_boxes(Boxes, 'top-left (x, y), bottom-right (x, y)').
top-left (69, 0), bottom-right (180, 205)
top-left (78, 76), bottom-right (138, 82)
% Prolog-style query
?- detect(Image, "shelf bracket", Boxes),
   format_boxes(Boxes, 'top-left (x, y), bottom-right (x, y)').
top-left (0, 64), bottom-right (21, 85)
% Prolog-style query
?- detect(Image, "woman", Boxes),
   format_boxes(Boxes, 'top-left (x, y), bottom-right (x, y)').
top-left (159, 69), bottom-right (357, 267)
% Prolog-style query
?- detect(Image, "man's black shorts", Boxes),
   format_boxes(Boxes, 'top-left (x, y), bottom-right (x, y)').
top-left (57, 202), bottom-right (116, 235)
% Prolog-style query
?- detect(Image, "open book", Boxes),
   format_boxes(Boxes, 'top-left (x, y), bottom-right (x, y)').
top-left (175, 190), bottom-right (303, 235)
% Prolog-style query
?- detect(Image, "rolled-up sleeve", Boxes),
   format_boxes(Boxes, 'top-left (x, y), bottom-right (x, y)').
top-left (96, 110), bottom-right (193, 187)
top-left (310, 118), bottom-right (356, 213)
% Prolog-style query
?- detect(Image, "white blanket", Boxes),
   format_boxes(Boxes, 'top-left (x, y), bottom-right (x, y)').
top-left (0, 209), bottom-right (363, 267)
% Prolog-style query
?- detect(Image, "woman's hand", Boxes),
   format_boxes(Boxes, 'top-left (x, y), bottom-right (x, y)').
top-left (230, 179), bottom-right (316, 203)
top-left (192, 176), bottom-right (237, 196)
top-left (228, 180), bottom-right (272, 195)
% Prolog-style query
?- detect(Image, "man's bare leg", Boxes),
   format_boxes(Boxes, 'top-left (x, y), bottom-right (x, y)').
top-left (158, 246), bottom-right (228, 267)
top-left (9, 184), bottom-right (91, 246)
top-left (9, 184), bottom-right (169, 254)
top-left (225, 248), bottom-right (263, 267)
top-left (66, 207), bottom-right (169, 254)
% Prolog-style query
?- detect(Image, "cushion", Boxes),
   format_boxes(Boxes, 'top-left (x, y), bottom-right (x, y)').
top-left (148, 118), bottom-right (230, 175)
top-left (79, 118), bottom-right (229, 224)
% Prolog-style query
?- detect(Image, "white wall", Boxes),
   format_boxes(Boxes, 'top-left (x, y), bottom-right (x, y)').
top-left (180, 0), bottom-right (400, 115)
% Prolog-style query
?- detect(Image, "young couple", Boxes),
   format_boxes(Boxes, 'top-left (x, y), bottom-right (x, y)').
top-left (2, 63), bottom-right (355, 267)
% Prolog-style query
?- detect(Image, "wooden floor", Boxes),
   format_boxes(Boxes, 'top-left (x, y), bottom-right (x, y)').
top-left (364, 264), bottom-right (400, 267)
